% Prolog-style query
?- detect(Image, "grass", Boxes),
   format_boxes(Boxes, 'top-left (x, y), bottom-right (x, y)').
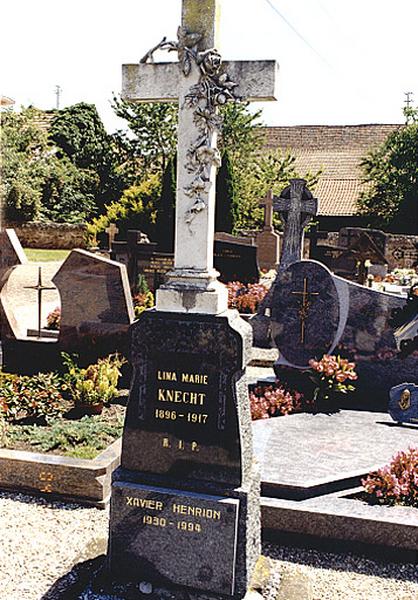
top-left (24, 248), bottom-right (70, 262)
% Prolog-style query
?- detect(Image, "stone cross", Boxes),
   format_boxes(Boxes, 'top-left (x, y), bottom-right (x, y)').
top-left (105, 223), bottom-right (119, 251)
top-left (123, 0), bottom-right (278, 313)
top-left (273, 179), bottom-right (318, 271)
top-left (259, 189), bottom-right (274, 231)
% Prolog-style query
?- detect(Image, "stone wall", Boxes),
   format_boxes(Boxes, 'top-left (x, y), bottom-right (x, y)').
top-left (9, 222), bottom-right (88, 250)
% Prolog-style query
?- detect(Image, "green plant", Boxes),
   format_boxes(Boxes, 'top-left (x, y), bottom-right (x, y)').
top-left (133, 276), bottom-right (155, 317)
top-left (86, 174), bottom-right (161, 245)
top-left (62, 353), bottom-right (126, 407)
top-left (358, 108), bottom-right (418, 232)
top-left (308, 354), bottom-right (357, 403)
top-left (6, 415), bottom-right (124, 458)
top-left (362, 447), bottom-right (418, 508)
top-left (0, 371), bottom-right (65, 423)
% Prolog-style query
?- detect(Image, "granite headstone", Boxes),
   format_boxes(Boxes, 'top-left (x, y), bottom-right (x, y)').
top-left (270, 259), bottom-right (418, 402)
top-left (53, 249), bottom-right (134, 360)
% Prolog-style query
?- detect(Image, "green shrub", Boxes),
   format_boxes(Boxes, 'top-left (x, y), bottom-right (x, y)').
top-left (63, 353), bottom-right (126, 407)
top-left (86, 174), bottom-right (161, 246)
top-left (0, 371), bottom-right (65, 423)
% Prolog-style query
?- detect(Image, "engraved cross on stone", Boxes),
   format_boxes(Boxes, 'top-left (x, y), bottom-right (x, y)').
top-left (259, 189), bottom-right (274, 232)
top-left (273, 179), bottom-right (318, 271)
top-left (123, 0), bottom-right (278, 313)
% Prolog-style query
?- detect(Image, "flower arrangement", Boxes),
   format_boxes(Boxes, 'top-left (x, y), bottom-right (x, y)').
top-left (46, 306), bottom-right (61, 330)
top-left (227, 281), bottom-right (268, 314)
top-left (361, 447), bottom-right (418, 508)
top-left (249, 384), bottom-right (303, 421)
top-left (63, 353), bottom-right (126, 413)
top-left (308, 354), bottom-right (357, 403)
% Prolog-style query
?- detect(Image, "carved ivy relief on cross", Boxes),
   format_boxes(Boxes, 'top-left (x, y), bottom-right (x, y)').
top-left (140, 26), bottom-right (240, 228)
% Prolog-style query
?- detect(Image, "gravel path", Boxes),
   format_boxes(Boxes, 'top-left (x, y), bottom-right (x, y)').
top-left (0, 491), bottom-right (416, 600)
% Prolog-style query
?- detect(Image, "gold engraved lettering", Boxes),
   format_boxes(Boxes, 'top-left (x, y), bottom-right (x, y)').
top-left (39, 471), bottom-right (54, 493)
top-left (126, 496), bottom-right (133, 506)
top-left (158, 389), bottom-right (205, 405)
top-left (157, 371), bottom-right (177, 381)
top-left (162, 437), bottom-right (171, 448)
top-left (178, 440), bottom-right (185, 450)
top-left (172, 504), bottom-right (221, 520)
top-left (191, 441), bottom-right (199, 452)
top-left (181, 373), bottom-right (208, 385)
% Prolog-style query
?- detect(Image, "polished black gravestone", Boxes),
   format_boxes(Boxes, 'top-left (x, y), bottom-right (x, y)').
top-left (271, 260), bottom-right (345, 368)
top-left (108, 310), bottom-right (259, 598)
top-left (270, 259), bottom-right (418, 403)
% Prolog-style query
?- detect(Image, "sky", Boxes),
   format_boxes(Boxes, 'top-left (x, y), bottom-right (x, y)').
top-left (2, 0), bottom-right (418, 132)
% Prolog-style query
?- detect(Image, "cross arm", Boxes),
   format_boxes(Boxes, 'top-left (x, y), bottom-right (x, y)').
top-left (122, 59), bottom-right (279, 102)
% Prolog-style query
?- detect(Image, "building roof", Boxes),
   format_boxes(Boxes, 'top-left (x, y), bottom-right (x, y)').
top-left (262, 124), bottom-right (403, 216)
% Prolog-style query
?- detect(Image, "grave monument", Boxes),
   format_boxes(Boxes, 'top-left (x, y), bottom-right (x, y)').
top-left (107, 1), bottom-right (278, 597)
top-left (256, 189), bottom-right (280, 271)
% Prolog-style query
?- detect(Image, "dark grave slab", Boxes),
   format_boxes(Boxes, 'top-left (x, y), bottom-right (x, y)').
top-left (214, 239), bottom-right (258, 284)
top-left (109, 310), bottom-right (260, 598)
top-left (271, 260), bottom-right (344, 368)
top-left (121, 310), bottom-right (253, 487)
top-left (388, 383), bottom-right (418, 425)
top-left (109, 482), bottom-right (239, 594)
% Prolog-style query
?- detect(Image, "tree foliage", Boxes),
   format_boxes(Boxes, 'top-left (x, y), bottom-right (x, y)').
top-left (112, 96), bottom-right (177, 174)
top-left (50, 102), bottom-right (131, 214)
top-left (1, 108), bottom-right (50, 221)
top-left (358, 109), bottom-right (418, 233)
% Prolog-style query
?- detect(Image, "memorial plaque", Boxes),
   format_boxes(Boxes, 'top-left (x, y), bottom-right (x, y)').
top-left (121, 312), bottom-right (250, 486)
top-left (214, 240), bottom-right (258, 284)
top-left (271, 260), bottom-right (342, 368)
top-left (388, 383), bottom-right (418, 425)
top-left (110, 482), bottom-right (239, 595)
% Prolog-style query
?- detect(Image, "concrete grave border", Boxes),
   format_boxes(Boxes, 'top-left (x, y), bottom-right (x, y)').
top-left (0, 438), bottom-right (121, 508)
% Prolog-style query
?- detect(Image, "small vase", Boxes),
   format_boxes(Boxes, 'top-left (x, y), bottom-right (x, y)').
top-left (76, 402), bottom-right (104, 415)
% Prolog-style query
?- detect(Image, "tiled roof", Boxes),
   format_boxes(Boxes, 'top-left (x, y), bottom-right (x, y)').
top-left (262, 124), bottom-right (403, 216)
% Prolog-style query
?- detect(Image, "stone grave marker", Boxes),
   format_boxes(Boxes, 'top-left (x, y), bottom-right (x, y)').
top-left (53, 249), bottom-right (134, 360)
top-left (388, 383), bottom-right (418, 425)
top-left (107, 1), bottom-right (278, 596)
top-left (256, 189), bottom-right (280, 271)
top-left (271, 258), bottom-right (418, 403)
top-left (0, 229), bottom-right (27, 284)
top-left (273, 179), bottom-right (318, 271)
top-left (113, 232), bottom-right (259, 291)
top-left (105, 222), bottom-right (119, 251)
top-left (214, 237), bottom-right (259, 284)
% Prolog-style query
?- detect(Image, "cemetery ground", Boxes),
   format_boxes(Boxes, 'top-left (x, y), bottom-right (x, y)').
top-left (0, 250), bottom-right (417, 599)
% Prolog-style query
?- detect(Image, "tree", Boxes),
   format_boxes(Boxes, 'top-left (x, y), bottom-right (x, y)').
top-left (1, 108), bottom-right (51, 221)
top-left (50, 102), bottom-right (130, 214)
top-left (234, 148), bottom-right (321, 231)
top-left (112, 96), bottom-right (177, 174)
top-left (358, 109), bottom-right (418, 233)
top-left (215, 151), bottom-right (235, 233)
top-left (154, 154), bottom-right (176, 251)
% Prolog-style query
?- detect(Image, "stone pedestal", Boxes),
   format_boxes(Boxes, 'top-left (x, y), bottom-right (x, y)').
top-left (108, 309), bottom-right (260, 598)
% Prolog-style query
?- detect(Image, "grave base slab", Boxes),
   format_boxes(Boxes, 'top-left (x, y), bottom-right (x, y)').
top-left (107, 467), bottom-right (260, 599)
